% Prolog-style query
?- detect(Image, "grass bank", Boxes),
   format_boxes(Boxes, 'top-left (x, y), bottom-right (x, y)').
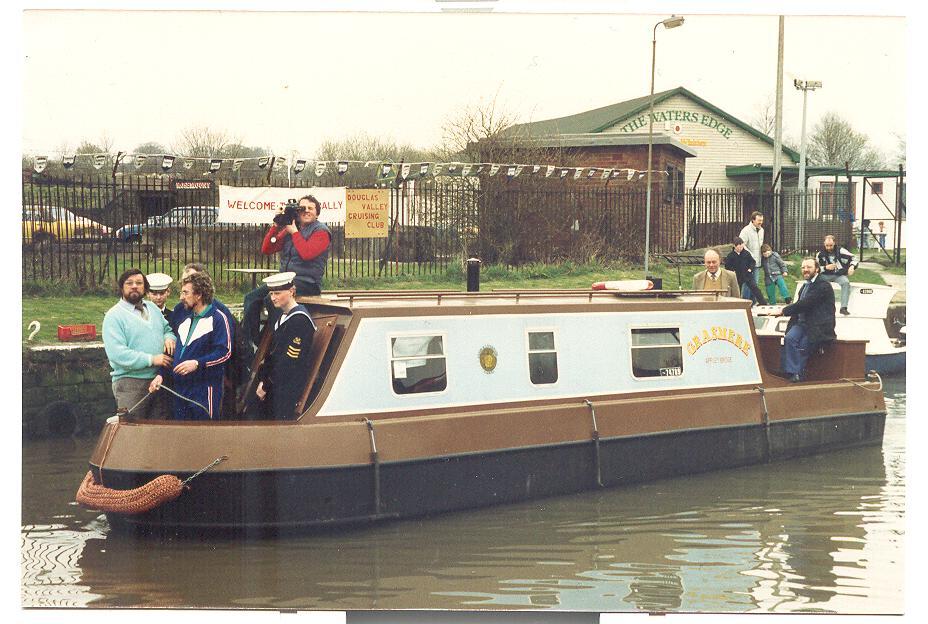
top-left (21, 258), bottom-right (893, 344)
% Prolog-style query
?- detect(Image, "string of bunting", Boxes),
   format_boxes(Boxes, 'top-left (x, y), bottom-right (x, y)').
top-left (29, 152), bottom-right (664, 181)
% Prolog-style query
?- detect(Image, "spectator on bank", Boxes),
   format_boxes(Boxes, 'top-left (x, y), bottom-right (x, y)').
top-left (102, 269), bottom-right (175, 419)
top-left (760, 244), bottom-right (791, 304)
top-left (816, 235), bottom-right (857, 315)
top-left (738, 211), bottom-right (765, 291)
top-left (724, 237), bottom-right (768, 305)
top-left (692, 248), bottom-right (739, 297)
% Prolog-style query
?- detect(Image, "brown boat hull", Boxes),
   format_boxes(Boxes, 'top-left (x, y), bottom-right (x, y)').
top-left (93, 409), bottom-right (885, 532)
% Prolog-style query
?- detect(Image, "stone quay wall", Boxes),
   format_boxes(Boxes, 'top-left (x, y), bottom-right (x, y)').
top-left (22, 343), bottom-right (115, 439)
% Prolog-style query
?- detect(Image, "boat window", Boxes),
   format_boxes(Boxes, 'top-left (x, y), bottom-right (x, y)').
top-left (391, 335), bottom-right (447, 395)
top-left (630, 327), bottom-right (683, 378)
top-left (527, 330), bottom-right (558, 385)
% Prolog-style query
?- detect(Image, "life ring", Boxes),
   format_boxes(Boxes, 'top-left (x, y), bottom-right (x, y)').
top-left (591, 280), bottom-right (654, 291)
top-left (75, 470), bottom-right (184, 515)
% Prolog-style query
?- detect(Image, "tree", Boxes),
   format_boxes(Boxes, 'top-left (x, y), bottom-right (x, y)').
top-left (751, 95), bottom-right (778, 137)
top-left (435, 93), bottom-right (519, 161)
top-left (807, 112), bottom-right (886, 169)
top-left (893, 133), bottom-right (906, 168)
top-left (172, 126), bottom-right (233, 157)
top-left (221, 143), bottom-right (268, 159)
top-left (134, 141), bottom-right (168, 154)
top-left (315, 132), bottom-right (432, 163)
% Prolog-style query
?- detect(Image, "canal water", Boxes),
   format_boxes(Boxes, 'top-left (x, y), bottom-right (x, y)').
top-left (21, 376), bottom-right (905, 613)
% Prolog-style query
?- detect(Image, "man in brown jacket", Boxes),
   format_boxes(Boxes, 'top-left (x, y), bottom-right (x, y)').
top-left (693, 248), bottom-right (740, 297)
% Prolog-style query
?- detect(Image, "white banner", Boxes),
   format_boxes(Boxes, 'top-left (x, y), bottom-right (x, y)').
top-left (218, 185), bottom-right (348, 224)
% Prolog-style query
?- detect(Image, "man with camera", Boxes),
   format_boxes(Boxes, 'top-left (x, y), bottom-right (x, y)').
top-left (242, 195), bottom-right (331, 349)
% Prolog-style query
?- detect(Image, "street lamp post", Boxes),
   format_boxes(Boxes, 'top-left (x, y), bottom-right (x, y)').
top-left (794, 78), bottom-right (822, 191)
top-left (644, 14), bottom-right (685, 279)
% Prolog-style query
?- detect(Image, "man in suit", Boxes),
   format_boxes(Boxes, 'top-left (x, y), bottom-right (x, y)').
top-left (776, 258), bottom-right (837, 383)
top-left (693, 248), bottom-right (740, 297)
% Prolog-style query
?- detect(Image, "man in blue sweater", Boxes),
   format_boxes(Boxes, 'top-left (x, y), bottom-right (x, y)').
top-left (102, 269), bottom-right (176, 419)
top-left (152, 272), bottom-right (232, 420)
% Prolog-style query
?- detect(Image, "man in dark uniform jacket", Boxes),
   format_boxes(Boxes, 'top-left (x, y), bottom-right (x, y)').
top-left (776, 258), bottom-right (837, 382)
top-left (255, 271), bottom-right (317, 420)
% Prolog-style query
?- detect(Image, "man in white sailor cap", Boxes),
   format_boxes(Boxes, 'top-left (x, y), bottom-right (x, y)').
top-left (146, 272), bottom-right (174, 324)
top-left (254, 271), bottom-right (317, 420)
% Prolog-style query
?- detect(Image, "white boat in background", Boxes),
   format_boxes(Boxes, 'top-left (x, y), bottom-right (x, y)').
top-left (753, 282), bottom-right (906, 375)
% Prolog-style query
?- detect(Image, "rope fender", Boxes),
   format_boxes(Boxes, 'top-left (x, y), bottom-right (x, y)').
top-left (75, 455), bottom-right (227, 515)
top-left (75, 471), bottom-right (183, 515)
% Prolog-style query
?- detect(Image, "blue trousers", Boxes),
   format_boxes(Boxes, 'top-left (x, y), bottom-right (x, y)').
top-left (781, 324), bottom-right (810, 377)
top-left (173, 377), bottom-right (224, 420)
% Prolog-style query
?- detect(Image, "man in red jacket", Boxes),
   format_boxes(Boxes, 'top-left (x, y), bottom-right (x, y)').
top-left (243, 195), bottom-right (331, 350)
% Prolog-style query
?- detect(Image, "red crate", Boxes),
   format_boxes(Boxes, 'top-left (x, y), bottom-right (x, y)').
top-left (57, 324), bottom-right (97, 341)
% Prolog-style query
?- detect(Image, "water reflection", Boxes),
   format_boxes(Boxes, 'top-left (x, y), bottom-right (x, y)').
top-left (21, 377), bottom-right (905, 613)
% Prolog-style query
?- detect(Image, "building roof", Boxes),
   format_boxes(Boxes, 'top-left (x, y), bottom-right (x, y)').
top-left (727, 164), bottom-right (906, 179)
top-left (495, 132), bottom-right (697, 157)
top-left (503, 86), bottom-right (801, 163)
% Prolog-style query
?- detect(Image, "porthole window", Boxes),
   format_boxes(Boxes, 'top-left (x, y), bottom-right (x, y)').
top-left (528, 330), bottom-right (558, 385)
top-left (631, 327), bottom-right (683, 378)
top-left (391, 335), bottom-right (447, 395)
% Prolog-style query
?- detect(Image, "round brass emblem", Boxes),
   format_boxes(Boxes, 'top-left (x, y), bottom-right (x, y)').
top-left (478, 346), bottom-right (498, 373)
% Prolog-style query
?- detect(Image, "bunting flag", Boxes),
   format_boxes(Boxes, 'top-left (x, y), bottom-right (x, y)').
top-left (419, 163), bottom-right (430, 176)
top-left (93, 154), bottom-right (106, 170)
top-left (626, 169), bottom-right (635, 181)
top-left (401, 163), bottom-right (411, 179)
top-left (586, 168), bottom-right (598, 179)
top-left (257, 157), bottom-right (269, 169)
top-left (33, 156), bottom-right (48, 173)
top-left (559, 168), bottom-right (569, 178)
top-left (380, 162), bottom-right (393, 178)
top-left (337, 161), bottom-right (348, 175)
top-left (431, 163), bottom-right (442, 177)
top-left (489, 164), bottom-right (501, 176)
top-left (602, 168), bottom-right (612, 180)
top-left (274, 157), bottom-right (287, 170)
top-left (232, 158), bottom-right (244, 172)
top-left (545, 165), bottom-right (555, 178)
top-left (446, 163), bottom-right (458, 175)
top-left (133, 154), bottom-right (147, 169)
top-left (531, 165), bottom-right (541, 175)
top-left (314, 161), bottom-right (327, 176)
top-left (461, 164), bottom-right (472, 176)
top-left (184, 158), bottom-right (195, 170)
top-left (209, 159), bottom-right (222, 172)
top-left (293, 159), bottom-right (306, 174)
top-left (62, 155), bottom-right (75, 169)
top-left (475, 164), bottom-right (485, 174)
top-left (161, 155), bottom-right (175, 171)
top-left (573, 168), bottom-right (583, 179)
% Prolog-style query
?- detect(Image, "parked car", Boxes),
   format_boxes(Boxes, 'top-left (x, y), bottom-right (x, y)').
top-left (22, 206), bottom-right (112, 244)
top-left (115, 206), bottom-right (219, 242)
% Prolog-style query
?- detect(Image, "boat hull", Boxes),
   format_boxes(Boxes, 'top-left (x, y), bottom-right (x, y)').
top-left (866, 350), bottom-right (906, 376)
top-left (95, 410), bottom-right (885, 532)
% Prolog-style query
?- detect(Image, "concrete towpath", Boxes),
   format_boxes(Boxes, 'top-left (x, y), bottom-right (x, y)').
top-left (858, 261), bottom-right (906, 303)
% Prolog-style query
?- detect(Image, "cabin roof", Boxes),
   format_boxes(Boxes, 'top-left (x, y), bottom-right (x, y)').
top-left (297, 290), bottom-right (750, 316)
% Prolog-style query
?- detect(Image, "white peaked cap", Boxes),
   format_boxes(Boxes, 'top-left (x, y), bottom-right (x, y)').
top-left (263, 271), bottom-right (297, 291)
top-left (146, 272), bottom-right (173, 291)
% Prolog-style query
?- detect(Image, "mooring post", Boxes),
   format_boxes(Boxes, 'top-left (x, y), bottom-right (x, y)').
top-left (466, 257), bottom-right (482, 292)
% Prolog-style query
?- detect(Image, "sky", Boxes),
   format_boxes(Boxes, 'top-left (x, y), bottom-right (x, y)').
top-left (20, 3), bottom-right (910, 165)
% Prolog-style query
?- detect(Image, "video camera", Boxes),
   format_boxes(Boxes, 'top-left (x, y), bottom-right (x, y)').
top-left (273, 198), bottom-right (302, 228)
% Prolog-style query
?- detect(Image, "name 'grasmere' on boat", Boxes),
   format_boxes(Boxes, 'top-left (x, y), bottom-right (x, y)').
top-left (77, 287), bottom-right (886, 531)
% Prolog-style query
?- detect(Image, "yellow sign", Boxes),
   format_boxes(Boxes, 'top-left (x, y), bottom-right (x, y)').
top-left (479, 346), bottom-right (498, 373)
top-left (345, 189), bottom-right (390, 239)
top-left (686, 326), bottom-right (752, 357)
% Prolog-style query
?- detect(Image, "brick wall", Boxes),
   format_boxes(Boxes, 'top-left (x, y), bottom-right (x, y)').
top-left (22, 343), bottom-right (115, 439)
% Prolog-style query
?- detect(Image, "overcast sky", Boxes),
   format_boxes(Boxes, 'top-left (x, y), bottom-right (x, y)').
top-left (21, 4), bottom-right (909, 164)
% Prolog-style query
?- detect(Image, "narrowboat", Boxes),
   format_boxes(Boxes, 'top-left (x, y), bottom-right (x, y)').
top-left (80, 288), bottom-right (886, 531)
top-left (753, 282), bottom-right (905, 375)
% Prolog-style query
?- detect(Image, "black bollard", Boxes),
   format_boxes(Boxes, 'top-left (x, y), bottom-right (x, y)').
top-left (466, 257), bottom-right (482, 292)
top-left (647, 276), bottom-right (663, 291)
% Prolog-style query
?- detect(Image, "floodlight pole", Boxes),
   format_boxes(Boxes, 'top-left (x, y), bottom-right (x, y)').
top-left (644, 15), bottom-right (684, 278)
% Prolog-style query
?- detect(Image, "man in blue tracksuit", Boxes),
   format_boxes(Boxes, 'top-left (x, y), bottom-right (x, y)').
top-left (150, 272), bottom-right (232, 420)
